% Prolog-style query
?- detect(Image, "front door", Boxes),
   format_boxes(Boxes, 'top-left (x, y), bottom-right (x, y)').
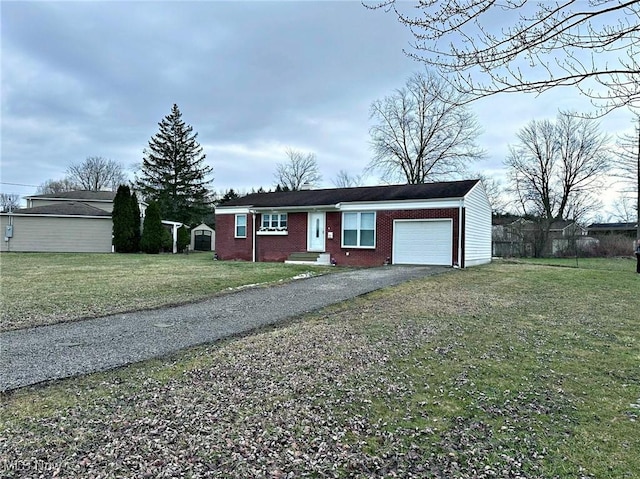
top-left (307, 212), bottom-right (325, 251)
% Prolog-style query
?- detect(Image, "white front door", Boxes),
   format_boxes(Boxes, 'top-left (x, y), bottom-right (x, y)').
top-left (307, 212), bottom-right (325, 251)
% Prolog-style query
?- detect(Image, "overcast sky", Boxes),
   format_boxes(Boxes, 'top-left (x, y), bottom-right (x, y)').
top-left (1, 1), bottom-right (635, 213)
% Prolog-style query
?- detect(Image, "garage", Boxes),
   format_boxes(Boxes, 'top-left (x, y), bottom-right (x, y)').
top-left (392, 219), bottom-right (453, 265)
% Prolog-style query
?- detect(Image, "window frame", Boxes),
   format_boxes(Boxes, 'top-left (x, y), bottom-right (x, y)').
top-left (260, 213), bottom-right (288, 231)
top-left (235, 214), bottom-right (247, 238)
top-left (341, 212), bottom-right (376, 249)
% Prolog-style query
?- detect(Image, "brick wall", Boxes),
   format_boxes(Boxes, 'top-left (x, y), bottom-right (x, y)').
top-left (324, 208), bottom-right (460, 267)
top-left (217, 208), bottom-right (460, 266)
top-left (215, 214), bottom-right (253, 261)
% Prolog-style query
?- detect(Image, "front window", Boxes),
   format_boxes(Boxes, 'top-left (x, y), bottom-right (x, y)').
top-left (261, 213), bottom-right (287, 230)
top-left (342, 212), bottom-right (375, 248)
top-left (235, 214), bottom-right (247, 238)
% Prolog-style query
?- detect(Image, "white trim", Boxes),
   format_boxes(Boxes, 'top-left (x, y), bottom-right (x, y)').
top-left (257, 230), bottom-right (288, 236)
top-left (216, 206), bottom-right (252, 215)
top-left (341, 211), bottom-right (376, 249)
top-left (0, 213), bottom-right (111, 220)
top-left (24, 196), bottom-right (113, 203)
top-left (337, 198), bottom-right (464, 211)
top-left (307, 212), bottom-right (326, 252)
top-left (235, 214), bottom-right (247, 238)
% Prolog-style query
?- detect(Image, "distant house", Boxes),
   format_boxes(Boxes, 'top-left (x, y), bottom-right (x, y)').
top-left (0, 190), bottom-right (184, 253)
top-left (492, 216), bottom-right (589, 257)
top-left (588, 222), bottom-right (638, 238)
top-left (215, 180), bottom-right (492, 267)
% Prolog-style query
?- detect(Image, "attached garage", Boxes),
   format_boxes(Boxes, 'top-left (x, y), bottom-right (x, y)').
top-left (392, 219), bottom-right (453, 265)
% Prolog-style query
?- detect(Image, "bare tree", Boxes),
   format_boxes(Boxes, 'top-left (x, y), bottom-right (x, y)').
top-left (368, 71), bottom-right (484, 184)
top-left (332, 169), bottom-right (363, 188)
top-left (0, 193), bottom-right (20, 212)
top-left (367, 0), bottom-right (639, 114)
top-left (476, 173), bottom-right (507, 214)
top-left (614, 115), bottom-right (640, 237)
top-left (67, 157), bottom-right (127, 191)
top-left (37, 178), bottom-right (79, 194)
top-left (274, 148), bottom-right (322, 191)
top-left (506, 111), bottom-right (610, 255)
top-left (611, 195), bottom-right (637, 223)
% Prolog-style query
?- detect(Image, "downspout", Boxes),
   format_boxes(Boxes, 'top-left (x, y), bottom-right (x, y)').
top-left (251, 211), bottom-right (256, 263)
top-left (458, 200), bottom-right (463, 268)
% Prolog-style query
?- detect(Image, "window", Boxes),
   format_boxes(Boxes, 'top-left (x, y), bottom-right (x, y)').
top-left (261, 213), bottom-right (287, 230)
top-left (235, 214), bottom-right (247, 238)
top-left (342, 212), bottom-right (375, 248)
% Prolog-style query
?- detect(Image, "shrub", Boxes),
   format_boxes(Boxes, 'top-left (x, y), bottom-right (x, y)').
top-left (140, 201), bottom-right (163, 254)
top-left (593, 234), bottom-right (636, 257)
top-left (177, 226), bottom-right (190, 252)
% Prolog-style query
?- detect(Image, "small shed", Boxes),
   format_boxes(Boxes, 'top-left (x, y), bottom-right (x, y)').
top-left (190, 223), bottom-right (215, 251)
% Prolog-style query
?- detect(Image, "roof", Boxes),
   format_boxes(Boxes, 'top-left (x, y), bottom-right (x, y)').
top-left (220, 180), bottom-right (480, 209)
top-left (9, 202), bottom-right (112, 217)
top-left (588, 222), bottom-right (638, 230)
top-left (26, 190), bottom-right (116, 201)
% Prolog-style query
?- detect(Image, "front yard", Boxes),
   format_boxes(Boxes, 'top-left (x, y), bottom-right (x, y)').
top-left (1, 259), bottom-right (638, 477)
top-left (0, 252), bottom-right (333, 331)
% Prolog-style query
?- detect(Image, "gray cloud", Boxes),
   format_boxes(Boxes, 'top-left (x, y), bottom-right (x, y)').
top-left (1, 1), bottom-right (632, 203)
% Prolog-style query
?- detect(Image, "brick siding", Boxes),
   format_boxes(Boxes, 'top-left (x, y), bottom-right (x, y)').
top-left (216, 208), bottom-right (460, 266)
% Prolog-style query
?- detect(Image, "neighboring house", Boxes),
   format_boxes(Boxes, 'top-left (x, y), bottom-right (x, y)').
top-left (1, 192), bottom-right (115, 253)
top-left (491, 216), bottom-right (590, 257)
top-left (215, 180), bottom-right (492, 267)
top-left (0, 190), bottom-right (184, 253)
top-left (492, 216), bottom-right (533, 257)
top-left (190, 223), bottom-right (215, 251)
top-left (548, 220), bottom-right (589, 255)
top-left (588, 222), bottom-right (639, 238)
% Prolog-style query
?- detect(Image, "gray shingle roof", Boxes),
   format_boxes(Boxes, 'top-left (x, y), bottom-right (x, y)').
top-left (26, 190), bottom-right (116, 201)
top-left (220, 180), bottom-right (480, 208)
top-left (12, 202), bottom-right (111, 217)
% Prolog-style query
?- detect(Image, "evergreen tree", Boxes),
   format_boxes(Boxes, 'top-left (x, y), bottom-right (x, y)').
top-left (130, 192), bottom-right (141, 252)
top-left (112, 185), bottom-right (135, 253)
top-left (177, 226), bottom-right (190, 252)
top-left (218, 188), bottom-right (239, 204)
top-left (140, 201), bottom-right (163, 254)
top-left (136, 104), bottom-right (213, 226)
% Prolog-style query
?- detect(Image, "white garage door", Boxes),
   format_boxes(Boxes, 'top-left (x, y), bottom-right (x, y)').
top-left (393, 220), bottom-right (453, 265)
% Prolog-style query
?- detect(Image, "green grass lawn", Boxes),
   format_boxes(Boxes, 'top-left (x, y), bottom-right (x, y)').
top-left (0, 252), bottom-right (333, 331)
top-left (1, 259), bottom-right (638, 477)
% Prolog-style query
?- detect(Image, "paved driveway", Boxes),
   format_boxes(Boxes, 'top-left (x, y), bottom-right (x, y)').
top-left (0, 266), bottom-right (448, 391)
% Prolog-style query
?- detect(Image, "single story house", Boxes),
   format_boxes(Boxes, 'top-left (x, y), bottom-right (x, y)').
top-left (588, 222), bottom-right (638, 238)
top-left (191, 223), bottom-right (216, 251)
top-left (215, 179), bottom-right (491, 267)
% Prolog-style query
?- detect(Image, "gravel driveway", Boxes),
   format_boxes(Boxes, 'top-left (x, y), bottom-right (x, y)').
top-left (0, 266), bottom-right (447, 391)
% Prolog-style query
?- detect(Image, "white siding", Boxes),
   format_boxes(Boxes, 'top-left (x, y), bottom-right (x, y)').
top-left (462, 182), bottom-right (492, 266)
top-left (0, 215), bottom-right (113, 253)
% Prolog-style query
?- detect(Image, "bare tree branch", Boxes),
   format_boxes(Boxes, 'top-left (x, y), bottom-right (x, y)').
top-left (274, 148), bottom-right (322, 190)
top-left (366, 0), bottom-right (640, 114)
top-left (67, 157), bottom-right (127, 191)
top-left (332, 169), bottom-right (364, 188)
top-left (367, 70), bottom-right (484, 184)
top-left (505, 111), bottom-right (611, 253)
top-left (613, 114), bottom-right (640, 236)
top-left (0, 193), bottom-right (20, 212)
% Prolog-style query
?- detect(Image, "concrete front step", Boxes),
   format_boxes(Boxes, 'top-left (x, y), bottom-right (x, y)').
top-left (285, 252), bottom-right (331, 265)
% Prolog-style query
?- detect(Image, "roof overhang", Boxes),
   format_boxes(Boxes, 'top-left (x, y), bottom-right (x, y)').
top-left (0, 212), bottom-right (111, 219)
